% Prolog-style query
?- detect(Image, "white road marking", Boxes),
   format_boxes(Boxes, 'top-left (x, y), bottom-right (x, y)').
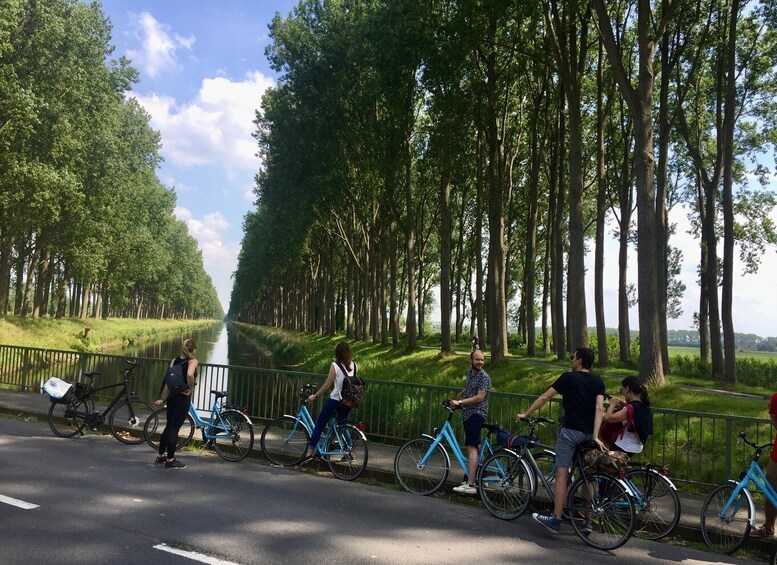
top-left (0, 494), bottom-right (39, 510)
top-left (153, 544), bottom-right (243, 564)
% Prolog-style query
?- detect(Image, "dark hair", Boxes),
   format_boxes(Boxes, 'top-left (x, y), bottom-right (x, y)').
top-left (335, 341), bottom-right (352, 369)
top-left (622, 376), bottom-right (650, 407)
top-left (574, 347), bottom-right (594, 370)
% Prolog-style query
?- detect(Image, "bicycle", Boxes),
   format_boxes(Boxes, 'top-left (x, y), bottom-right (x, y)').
top-left (144, 390), bottom-right (254, 462)
top-left (260, 384), bottom-right (368, 481)
top-left (700, 430), bottom-right (776, 554)
top-left (47, 360), bottom-right (155, 444)
top-left (478, 419), bottom-right (637, 551)
top-left (393, 399), bottom-right (501, 496)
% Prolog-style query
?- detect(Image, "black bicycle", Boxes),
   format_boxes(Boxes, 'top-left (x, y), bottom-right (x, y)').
top-left (47, 360), bottom-right (155, 444)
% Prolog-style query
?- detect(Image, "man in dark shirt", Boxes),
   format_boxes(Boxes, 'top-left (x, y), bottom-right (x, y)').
top-left (517, 347), bottom-right (606, 534)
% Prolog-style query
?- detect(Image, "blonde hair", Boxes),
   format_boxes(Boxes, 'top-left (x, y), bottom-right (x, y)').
top-left (181, 338), bottom-right (197, 359)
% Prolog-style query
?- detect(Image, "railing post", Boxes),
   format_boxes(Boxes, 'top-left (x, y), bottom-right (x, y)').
top-left (425, 387), bottom-right (433, 434)
top-left (22, 347), bottom-right (30, 391)
top-left (725, 418), bottom-right (733, 480)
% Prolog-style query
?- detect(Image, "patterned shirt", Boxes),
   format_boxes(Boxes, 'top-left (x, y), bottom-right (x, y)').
top-left (461, 367), bottom-right (491, 421)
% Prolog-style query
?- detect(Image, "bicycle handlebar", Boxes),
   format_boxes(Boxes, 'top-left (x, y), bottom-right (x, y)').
top-left (738, 430), bottom-right (773, 452)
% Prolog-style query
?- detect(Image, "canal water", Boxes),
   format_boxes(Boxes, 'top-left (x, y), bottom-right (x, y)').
top-left (112, 322), bottom-right (274, 368)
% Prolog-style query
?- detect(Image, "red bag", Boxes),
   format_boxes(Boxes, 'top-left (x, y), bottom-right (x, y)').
top-left (600, 421), bottom-right (622, 445)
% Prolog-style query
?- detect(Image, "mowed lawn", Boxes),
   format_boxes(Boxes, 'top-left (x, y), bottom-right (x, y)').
top-left (669, 345), bottom-right (777, 361)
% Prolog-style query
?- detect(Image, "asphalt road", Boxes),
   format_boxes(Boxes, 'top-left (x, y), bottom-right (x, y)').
top-left (0, 415), bottom-right (761, 564)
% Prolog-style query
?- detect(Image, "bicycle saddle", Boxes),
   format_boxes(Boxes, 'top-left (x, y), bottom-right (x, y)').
top-left (210, 390), bottom-right (228, 399)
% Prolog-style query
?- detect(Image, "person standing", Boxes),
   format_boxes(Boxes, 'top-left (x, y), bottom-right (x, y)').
top-left (299, 341), bottom-right (355, 465)
top-left (154, 338), bottom-right (198, 469)
top-left (517, 347), bottom-right (606, 534)
top-left (751, 391), bottom-right (777, 538)
top-left (451, 349), bottom-right (491, 495)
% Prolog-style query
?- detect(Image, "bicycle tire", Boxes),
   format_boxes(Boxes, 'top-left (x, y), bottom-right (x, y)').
top-left (109, 399), bottom-right (155, 444)
top-left (626, 468), bottom-right (681, 540)
top-left (567, 473), bottom-right (636, 550)
top-left (143, 408), bottom-right (195, 451)
top-left (48, 396), bottom-right (93, 438)
top-left (326, 424), bottom-right (368, 481)
top-left (212, 410), bottom-right (254, 462)
top-left (478, 450), bottom-right (534, 520)
top-left (394, 437), bottom-right (449, 495)
top-left (260, 416), bottom-right (311, 466)
top-left (700, 482), bottom-right (753, 554)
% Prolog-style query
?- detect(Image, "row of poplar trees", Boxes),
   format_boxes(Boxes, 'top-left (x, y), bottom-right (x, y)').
top-left (230, 0), bottom-right (777, 386)
top-left (0, 0), bottom-right (223, 321)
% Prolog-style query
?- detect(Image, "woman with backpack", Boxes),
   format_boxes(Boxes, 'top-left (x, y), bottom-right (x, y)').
top-left (299, 341), bottom-right (357, 465)
top-left (154, 338), bottom-right (198, 469)
top-left (600, 376), bottom-right (653, 456)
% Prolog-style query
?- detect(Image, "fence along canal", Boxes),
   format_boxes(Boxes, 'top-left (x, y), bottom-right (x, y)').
top-left (0, 343), bottom-right (771, 489)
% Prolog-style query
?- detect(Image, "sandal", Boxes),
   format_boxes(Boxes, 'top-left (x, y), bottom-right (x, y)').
top-left (751, 525), bottom-right (775, 538)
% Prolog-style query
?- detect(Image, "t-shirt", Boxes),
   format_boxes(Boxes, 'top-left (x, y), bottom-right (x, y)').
top-left (552, 370), bottom-right (606, 434)
top-left (461, 368), bottom-right (491, 422)
top-left (770, 392), bottom-right (777, 463)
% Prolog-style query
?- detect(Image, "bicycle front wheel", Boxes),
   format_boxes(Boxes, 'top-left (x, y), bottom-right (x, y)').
top-left (48, 397), bottom-right (92, 438)
top-left (143, 408), bottom-right (195, 451)
top-left (260, 416), bottom-right (310, 466)
top-left (626, 468), bottom-right (681, 540)
top-left (109, 400), bottom-right (155, 444)
top-left (212, 410), bottom-right (254, 462)
top-left (326, 424), bottom-right (368, 481)
top-left (529, 450), bottom-right (557, 510)
top-left (700, 482), bottom-right (753, 554)
top-left (478, 450), bottom-right (534, 520)
top-left (567, 473), bottom-right (636, 551)
top-left (394, 437), bottom-right (449, 495)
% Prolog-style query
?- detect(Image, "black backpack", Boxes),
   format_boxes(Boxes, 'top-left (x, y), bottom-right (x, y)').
top-left (162, 360), bottom-right (188, 396)
top-left (336, 362), bottom-right (365, 409)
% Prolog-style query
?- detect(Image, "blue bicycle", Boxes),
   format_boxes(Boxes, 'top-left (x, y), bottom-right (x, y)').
top-left (393, 399), bottom-right (500, 495)
top-left (700, 430), bottom-right (776, 553)
top-left (143, 390), bottom-right (254, 462)
top-left (259, 384), bottom-right (368, 481)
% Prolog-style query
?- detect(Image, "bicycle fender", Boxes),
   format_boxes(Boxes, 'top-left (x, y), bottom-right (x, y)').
top-left (223, 409), bottom-right (253, 425)
top-left (346, 425), bottom-right (367, 442)
top-left (727, 479), bottom-right (757, 525)
top-left (614, 476), bottom-right (640, 498)
top-left (646, 467), bottom-right (678, 491)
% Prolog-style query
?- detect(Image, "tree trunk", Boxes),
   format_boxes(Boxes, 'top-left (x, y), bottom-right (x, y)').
top-left (594, 39), bottom-right (609, 367)
top-left (439, 170), bottom-right (452, 353)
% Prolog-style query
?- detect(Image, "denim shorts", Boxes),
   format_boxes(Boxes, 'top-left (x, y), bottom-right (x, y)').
top-left (555, 427), bottom-right (592, 469)
top-left (463, 414), bottom-right (485, 447)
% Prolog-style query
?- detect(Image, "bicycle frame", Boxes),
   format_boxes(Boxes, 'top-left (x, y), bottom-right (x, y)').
top-left (718, 461), bottom-right (774, 526)
top-left (80, 371), bottom-right (141, 424)
top-left (418, 419), bottom-right (493, 475)
top-left (189, 397), bottom-right (253, 441)
top-left (281, 403), bottom-right (363, 458)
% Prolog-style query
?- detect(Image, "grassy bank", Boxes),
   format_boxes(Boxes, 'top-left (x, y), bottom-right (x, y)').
top-left (0, 316), bottom-right (218, 352)
top-left (233, 323), bottom-right (770, 420)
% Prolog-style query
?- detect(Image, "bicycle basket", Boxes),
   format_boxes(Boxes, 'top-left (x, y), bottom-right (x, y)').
top-left (584, 449), bottom-right (629, 474)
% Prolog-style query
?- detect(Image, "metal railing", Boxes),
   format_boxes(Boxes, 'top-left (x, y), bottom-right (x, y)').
top-left (0, 343), bottom-right (770, 488)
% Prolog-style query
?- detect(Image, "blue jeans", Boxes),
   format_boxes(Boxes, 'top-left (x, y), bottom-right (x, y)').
top-left (308, 398), bottom-right (351, 449)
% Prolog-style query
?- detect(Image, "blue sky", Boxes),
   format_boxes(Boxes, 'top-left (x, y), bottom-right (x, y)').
top-left (102, 1), bottom-right (777, 337)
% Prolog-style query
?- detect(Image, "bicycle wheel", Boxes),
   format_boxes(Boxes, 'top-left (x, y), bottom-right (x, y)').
top-left (626, 468), bottom-right (681, 540)
top-left (394, 437), bottom-right (449, 495)
top-left (478, 450), bottom-right (534, 520)
top-left (530, 451), bottom-right (557, 510)
top-left (260, 416), bottom-right (310, 466)
top-left (326, 424), bottom-right (368, 481)
top-left (212, 410), bottom-right (254, 462)
top-left (109, 400), bottom-right (155, 444)
top-left (567, 473), bottom-right (636, 550)
top-left (48, 397), bottom-right (92, 438)
top-left (143, 408), bottom-right (195, 451)
top-left (700, 482), bottom-right (753, 554)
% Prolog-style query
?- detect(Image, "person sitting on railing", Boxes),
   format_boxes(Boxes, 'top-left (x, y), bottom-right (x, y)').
top-left (600, 376), bottom-right (653, 457)
top-left (751, 389), bottom-right (777, 538)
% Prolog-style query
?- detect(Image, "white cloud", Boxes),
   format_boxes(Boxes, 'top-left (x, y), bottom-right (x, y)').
top-left (133, 71), bottom-right (274, 171)
top-left (174, 208), bottom-right (236, 308)
top-left (126, 12), bottom-right (194, 78)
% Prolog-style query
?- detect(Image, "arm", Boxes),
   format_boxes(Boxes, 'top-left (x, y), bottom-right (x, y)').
top-left (517, 387), bottom-right (557, 420)
top-left (771, 413), bottom-right (777, 429)
top-left (182, 359), bottom-right (198, 397)
top-left (452, 389), bottom-right (487, 408)
top-left (155, 384), bottom-right (170, 406)
top-left (308, 364), bottom-right (337, 403)
top-left (604, 398), bottom-right (628, 423)
top-left (593, 395), bottom-right (606, 449)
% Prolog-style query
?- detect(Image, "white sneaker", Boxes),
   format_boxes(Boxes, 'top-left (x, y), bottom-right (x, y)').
top-left (453, 483), bottom-right (477, 494)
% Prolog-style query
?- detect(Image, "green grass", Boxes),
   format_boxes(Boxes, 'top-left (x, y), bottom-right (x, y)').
top-left (0, 316), bottom-right (219, 352)
top-left (669, 345), bottom-right (777, 361)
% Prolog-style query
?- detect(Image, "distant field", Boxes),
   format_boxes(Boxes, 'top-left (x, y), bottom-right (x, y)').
top-left (669, 345), bottom-right (777, 361)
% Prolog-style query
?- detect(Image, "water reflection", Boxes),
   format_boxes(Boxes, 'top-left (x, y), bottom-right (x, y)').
top-left (110, 322), bottom-right (273, 369)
